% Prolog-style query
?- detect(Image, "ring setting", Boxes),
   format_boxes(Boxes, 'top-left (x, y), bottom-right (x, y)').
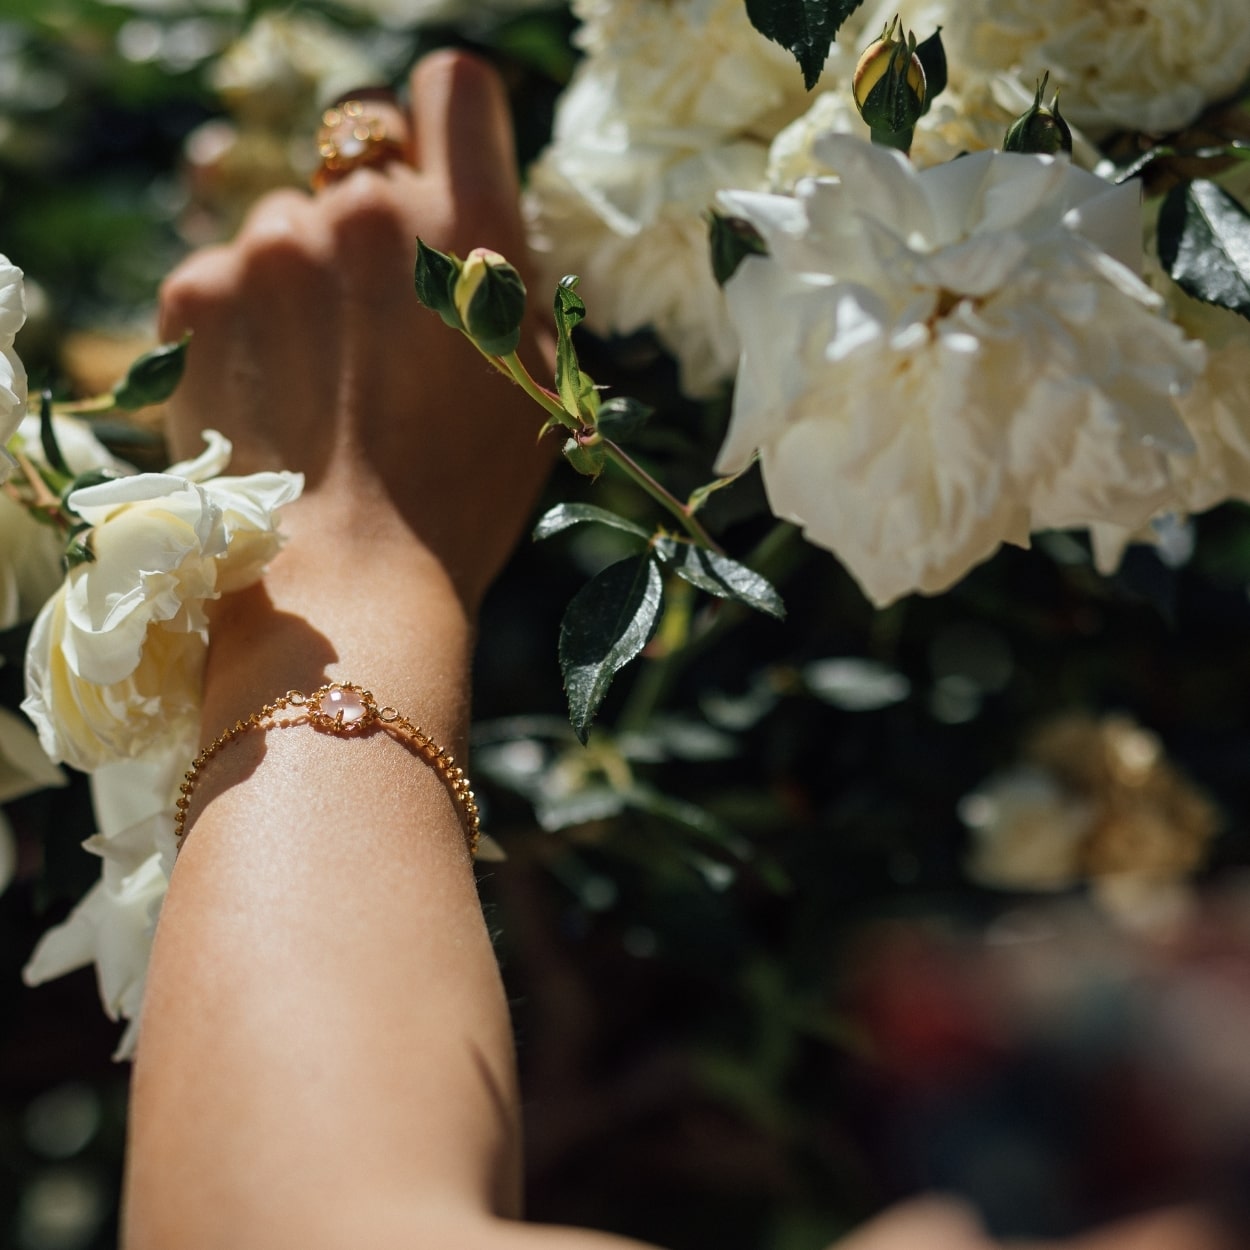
top-left (312, 99), bottom-right (406, 190)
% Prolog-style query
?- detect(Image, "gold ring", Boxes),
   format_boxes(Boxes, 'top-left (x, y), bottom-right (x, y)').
top-left (312, 99), bottom-right (407, 191)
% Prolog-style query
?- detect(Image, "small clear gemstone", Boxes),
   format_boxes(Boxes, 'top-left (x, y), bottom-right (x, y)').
top-left (324, 687), bottom-right (366, 724)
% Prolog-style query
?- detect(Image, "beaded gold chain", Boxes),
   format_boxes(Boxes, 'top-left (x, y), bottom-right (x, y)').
top-left (174, 682), bottom-right (480, 858)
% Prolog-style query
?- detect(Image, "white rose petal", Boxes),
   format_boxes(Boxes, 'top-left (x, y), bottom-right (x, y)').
top-left (716, 140), bottom-right (1204, 606)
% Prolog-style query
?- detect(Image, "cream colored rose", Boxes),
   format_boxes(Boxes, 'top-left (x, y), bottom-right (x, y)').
top-left (0, 256), bottom-right (28, 459)
top-left (527, 128), bottom-right (766, 396)
top-left (525, 0), bottom-right (853, 396)
top-left (716, 138), bottom-right (1204, 606)
top-left (935, 0), bottom-right (1250, 138)
top-left (21, 434), bottom-right (302, 771)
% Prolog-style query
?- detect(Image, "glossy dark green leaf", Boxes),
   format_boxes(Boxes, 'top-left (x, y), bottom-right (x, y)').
top-left (414, 237), bottom-right (464, 330)
top-left (533, 502), bottom-right (651, 543)
top-left (111, 336), bottom-right (189, 410)
top-left (709, 212), bottom-right (768, 287)
top-left (559, 554), bottom-right (664, 744)
top-left (654, 539), bottom-right (785, 619)
top-left (744, 0), bottom-right (864, 89)
top-left (1158, 180), bottom-right (1250, 321)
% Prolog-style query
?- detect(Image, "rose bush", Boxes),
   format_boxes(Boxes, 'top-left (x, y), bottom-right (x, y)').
top-left (715, 137), bottom-right (1205, 606)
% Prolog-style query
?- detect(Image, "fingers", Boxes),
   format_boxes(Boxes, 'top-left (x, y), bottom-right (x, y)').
top-left (409, 50), bottom-right (520, 222)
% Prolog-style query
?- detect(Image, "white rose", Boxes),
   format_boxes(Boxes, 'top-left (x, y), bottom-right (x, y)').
top-left (527, 132), bottom-right (765, 396)
top-left (0, 255), bottom-right (29, 461)
top-left (936, 0), bottom-right (1250, 138)
top-left (525, 0), bottom-right (853, 396)
top-left (569, 0), bottom-right (821, 132)
top-left (716, 138), bottom-right (1204, 606)
top-left (21, 433), bottom-right (302, 771)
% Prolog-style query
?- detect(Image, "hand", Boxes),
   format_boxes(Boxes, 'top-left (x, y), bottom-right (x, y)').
top-left (158, 50), bottom-right (554, 614)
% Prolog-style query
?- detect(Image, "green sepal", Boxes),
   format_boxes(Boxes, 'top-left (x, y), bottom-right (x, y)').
top-left (414, 237), bottom-right (465, 330)
top-left (63, 526), bottom-right (96, 570)
top-left (1003, 73), bottom-right (1072, 155)
top-left (533, 502), bottom-right (651, 543)
top-left (554, 277), bottom-right (598, 423)
top-left (653, 538), bottom-right (786, 619)
top-left (860, 31), bottom-right (925, 138)
top-left (559, 554), bottom-right (665, 744)
top-left (1158, 179), bottom-right (1250, 322)
top-left (914, 27), bottom-right (946, 114)
top-left (462, 260), bottom-right (526, 356)
top-left (709, 212), bottom-right (769, 287)
top-left (112, 335), bottom-right (190, 410)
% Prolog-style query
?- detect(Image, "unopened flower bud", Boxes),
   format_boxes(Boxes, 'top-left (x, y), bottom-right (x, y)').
top-left (1003, 73), bottom-right (1072, 156)
top-left (853, 16), bottom-right (927, 149)
top-left (452, 247), bottom-right (527, 357)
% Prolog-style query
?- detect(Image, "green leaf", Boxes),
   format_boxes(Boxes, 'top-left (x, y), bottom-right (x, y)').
top-left (533, 502), bottom-right (651, 543)
top-left (744, 0), bottom-right (864, 90)
top-left (554, 276), bottom-right (598, 422)
top-left (1158, 180), bottom-right (1250, 321)
top-left (595, 396), bottom-right (653, 444)
top-left (559, 554), bottom-right (664, 744)
top-left (654, 539), bottom-right (785, 619)
top-left (708, 212), bottom-right (768, 287)
top-left (414, 237), bottom-right (464, 330)
top-left (914, 26), bottom-right (947, 112)
top-left (111, 336), bottom-right (189, 410)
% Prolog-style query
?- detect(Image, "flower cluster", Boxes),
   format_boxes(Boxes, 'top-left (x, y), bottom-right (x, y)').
top-left (524, 0), bottom-right (858, 395)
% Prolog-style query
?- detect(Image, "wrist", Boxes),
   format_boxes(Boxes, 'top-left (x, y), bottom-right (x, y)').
top-left (203, 533), bottom-right (476, 757)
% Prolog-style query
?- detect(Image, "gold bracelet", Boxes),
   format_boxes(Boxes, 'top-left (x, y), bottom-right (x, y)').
top-left (174, 682), bottom-right (480, 858)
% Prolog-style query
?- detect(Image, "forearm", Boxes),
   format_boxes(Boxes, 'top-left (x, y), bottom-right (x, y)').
top-left (123, 513), bottom-right (523, 1249)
